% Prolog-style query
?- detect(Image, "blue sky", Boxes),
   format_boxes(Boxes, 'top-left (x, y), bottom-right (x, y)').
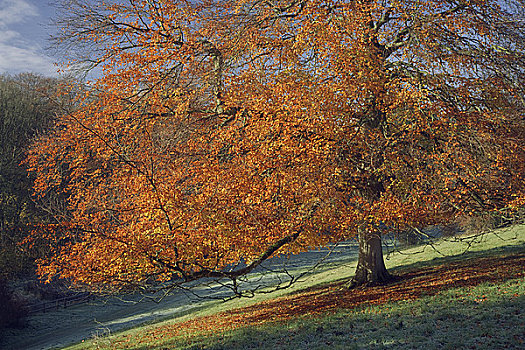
top-left (0, 0), bottom-right (58, 76)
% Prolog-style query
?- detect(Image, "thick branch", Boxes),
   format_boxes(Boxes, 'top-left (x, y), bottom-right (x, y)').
top-left (187, 230), bottom-right (300, 281)
top-left (200, 40), bottom-right (225, 114)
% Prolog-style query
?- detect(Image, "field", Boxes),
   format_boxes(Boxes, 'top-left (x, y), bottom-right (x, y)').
top-left (65, 225), bottom-right (525, 349)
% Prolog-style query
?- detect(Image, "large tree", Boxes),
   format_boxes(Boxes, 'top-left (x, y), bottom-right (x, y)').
top-left (29, 0), bottom-right (525, 293)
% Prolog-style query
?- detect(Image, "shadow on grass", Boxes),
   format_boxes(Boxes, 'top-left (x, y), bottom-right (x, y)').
top-left (387, 242), bottom-right (525, 275)
top-left (110, 246), bottom-right (524, 350)
top-left (172, 295), bottom-right (525, 350)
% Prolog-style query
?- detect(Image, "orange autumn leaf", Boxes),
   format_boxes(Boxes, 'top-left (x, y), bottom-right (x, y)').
top-left (27, 0), bottom-right (525, 293)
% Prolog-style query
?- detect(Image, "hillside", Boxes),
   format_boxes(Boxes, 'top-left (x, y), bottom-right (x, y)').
top-left (64, 225), bottom-right (525, 350)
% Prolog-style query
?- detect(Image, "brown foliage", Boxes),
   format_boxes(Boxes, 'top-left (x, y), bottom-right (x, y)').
top-left (27, 0), bottom-right (525, 292)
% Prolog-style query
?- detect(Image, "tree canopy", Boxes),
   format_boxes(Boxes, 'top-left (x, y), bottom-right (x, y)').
top-left (29, 0), bottom-right (525, 293)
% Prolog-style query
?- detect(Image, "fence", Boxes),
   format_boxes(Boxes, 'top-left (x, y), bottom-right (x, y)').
top-left (28, 293), bottom-right (94, 314)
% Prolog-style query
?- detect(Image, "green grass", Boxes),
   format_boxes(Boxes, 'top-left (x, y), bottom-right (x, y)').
top-left (162, 279), bottom-right (525, 350)
top-left (67, 225), bottom-right (525, 350)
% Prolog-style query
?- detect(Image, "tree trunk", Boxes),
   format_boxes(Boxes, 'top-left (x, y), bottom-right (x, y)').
top-left (348, 228), bottom-right (393, 288)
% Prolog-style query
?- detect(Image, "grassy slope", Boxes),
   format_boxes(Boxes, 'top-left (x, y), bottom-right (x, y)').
top-left (68, 225), bottom-right (525, 350)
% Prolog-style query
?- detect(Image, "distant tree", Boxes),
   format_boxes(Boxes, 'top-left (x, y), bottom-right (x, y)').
top-left (0, 73), bottom-right (67, 279)
top-left (29, 0), bottom-right (525, 294)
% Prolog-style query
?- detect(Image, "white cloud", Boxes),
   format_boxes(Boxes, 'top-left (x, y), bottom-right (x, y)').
top-left (0, 0), bottom-right (57, 76)
top-left (0, 42), bottom-right (57, 76)
top-left (0, 29), bottom-right (20, 43)
top-left (0, 0), bottom-right (38, 27)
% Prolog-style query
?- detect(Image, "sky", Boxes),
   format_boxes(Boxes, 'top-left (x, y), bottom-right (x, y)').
top-left (0, 0), bottom-right (59, 76)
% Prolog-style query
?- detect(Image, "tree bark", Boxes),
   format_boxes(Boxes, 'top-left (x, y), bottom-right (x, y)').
top-left (348, 228), bottom-right (393, 288)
